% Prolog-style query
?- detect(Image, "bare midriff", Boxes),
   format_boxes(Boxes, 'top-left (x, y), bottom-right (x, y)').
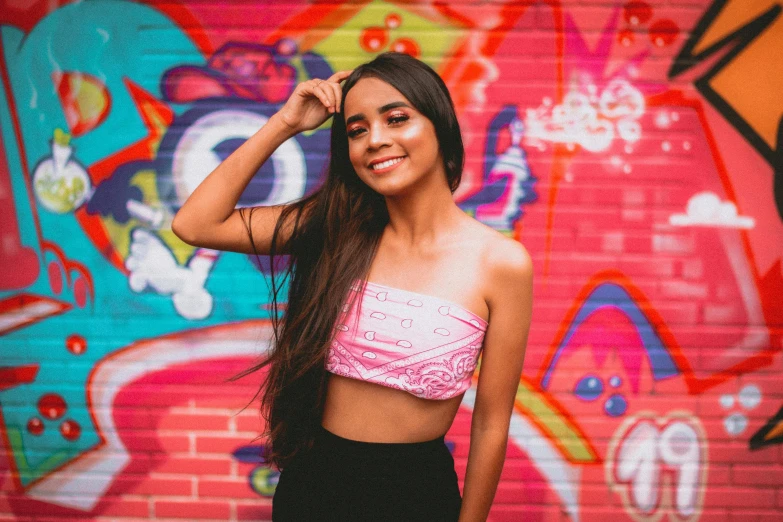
top-left (321, 373), bottom-right (464, 442)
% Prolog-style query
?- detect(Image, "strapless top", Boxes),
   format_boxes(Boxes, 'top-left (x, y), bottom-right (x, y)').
top-left (325, 278), bottom-right (488, 400)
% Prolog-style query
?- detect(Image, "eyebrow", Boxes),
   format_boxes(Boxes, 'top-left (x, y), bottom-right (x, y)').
top-left (345, 102), bottom-right (412, 126)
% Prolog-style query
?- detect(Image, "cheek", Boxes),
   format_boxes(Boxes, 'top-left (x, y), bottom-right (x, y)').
top-left (344, 120), bottom-right (439, 171)
top-left (347, 143), bottom-right (363, 168)
top-left (399, 120), bottom-right (431, 143)
top-left (400, 122), bottom-right (439, 161)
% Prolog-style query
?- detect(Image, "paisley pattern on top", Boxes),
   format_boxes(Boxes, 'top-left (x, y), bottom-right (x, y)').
top-left (325, 279), bottom-right (488, 400)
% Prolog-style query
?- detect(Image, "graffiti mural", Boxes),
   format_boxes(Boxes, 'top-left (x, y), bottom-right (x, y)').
top-left (1, 0), bottom-right (781, 520)
top-left (608, 413), bottom-right (707, 520)
top-left (669, 0), bottom-right (783, 220)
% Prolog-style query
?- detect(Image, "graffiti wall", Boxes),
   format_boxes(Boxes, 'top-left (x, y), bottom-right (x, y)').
top-left (1, 0), bottom-right (781, 520)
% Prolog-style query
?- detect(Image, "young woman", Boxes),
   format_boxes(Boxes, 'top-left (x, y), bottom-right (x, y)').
top-left (172, 52), bottom-right (533, 521)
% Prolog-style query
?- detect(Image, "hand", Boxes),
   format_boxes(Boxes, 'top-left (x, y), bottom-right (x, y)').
top-left (274, 69), bottom-right (353, 134)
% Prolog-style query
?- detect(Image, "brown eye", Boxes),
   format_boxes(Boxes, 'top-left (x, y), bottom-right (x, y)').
top-left (347, 126), bottom-right (365, 138)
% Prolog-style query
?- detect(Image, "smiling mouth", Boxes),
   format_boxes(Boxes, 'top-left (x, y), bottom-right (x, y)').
top-left (370, 156), bottom-right (406, 171)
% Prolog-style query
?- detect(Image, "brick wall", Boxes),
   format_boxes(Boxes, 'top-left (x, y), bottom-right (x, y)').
top-left (1, 0), bottom-right (781, 520)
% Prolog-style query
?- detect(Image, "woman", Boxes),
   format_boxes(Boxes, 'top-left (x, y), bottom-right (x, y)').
top-left (172, 52), bottom-right (533, 521)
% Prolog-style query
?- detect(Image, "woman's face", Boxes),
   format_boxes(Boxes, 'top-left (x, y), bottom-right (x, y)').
top-left (342, 77), bottom-right (443, 196)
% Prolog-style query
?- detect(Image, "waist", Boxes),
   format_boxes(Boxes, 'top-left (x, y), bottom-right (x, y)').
top-left (323, 373), bottom-right (462, 440)
top-left (316, 424), bottom-right (446, 454)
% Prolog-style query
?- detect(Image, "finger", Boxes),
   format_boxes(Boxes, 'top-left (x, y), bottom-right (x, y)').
top-left (308, 82), bottom-right (332, 111)
top-left (328, 69), bottom-right (353, 83)
top-left (315, 82), bottom-right (335, 112)
top-left (312, 80), bottom-right (334, 109)
top-left (322, 82), bottom-right (337, 110)
top-left (325, 81), bottom-right (342, 113)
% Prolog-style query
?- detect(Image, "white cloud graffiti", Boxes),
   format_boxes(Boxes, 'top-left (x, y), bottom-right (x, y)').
top-left (669, 191), bottom-right (755, 229)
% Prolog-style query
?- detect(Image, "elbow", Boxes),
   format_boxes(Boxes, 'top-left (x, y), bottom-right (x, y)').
top-left (171, 214), bottom-right (197, 246)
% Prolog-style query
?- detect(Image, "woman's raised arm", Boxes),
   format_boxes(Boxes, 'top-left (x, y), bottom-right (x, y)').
top-left (171, 69), bottom-right (352, 255)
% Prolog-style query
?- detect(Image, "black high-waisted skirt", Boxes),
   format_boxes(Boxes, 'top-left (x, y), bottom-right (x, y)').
top-left (272, 424), bottom-right (462, 521)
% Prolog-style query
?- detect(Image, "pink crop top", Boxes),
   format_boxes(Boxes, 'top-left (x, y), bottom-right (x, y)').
top-left (325, 278), bottom-right (488, 400)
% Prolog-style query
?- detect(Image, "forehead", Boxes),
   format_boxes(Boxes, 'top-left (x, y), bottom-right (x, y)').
top-left (344, 77), bottom-right (414, 114)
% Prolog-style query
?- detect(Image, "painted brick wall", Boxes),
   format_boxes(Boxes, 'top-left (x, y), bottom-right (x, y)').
top-left (1, 0), bottom-right (782, 520)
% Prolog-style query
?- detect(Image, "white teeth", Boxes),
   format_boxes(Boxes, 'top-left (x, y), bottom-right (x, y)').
top-left (371, 157), bottom-right (404, 170)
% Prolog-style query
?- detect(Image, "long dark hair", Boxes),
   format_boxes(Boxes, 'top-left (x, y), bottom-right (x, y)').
top-left (237, 52), bottom-right (465, 470)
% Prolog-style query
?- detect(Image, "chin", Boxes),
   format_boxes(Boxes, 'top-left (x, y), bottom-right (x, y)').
top-left (369, 184), bottom-right (404, 197)
top-left (361, 178), bottom-right (403, 196)
top-left (378, 181), bottom-right (424, 199)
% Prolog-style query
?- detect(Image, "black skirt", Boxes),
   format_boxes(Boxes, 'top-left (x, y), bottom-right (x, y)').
top-left (272, 424), bottom-right (462, 521)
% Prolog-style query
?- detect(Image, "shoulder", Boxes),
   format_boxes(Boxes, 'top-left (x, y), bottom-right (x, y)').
top-left (482, 231), bottom-right (532, 277)
top-left (476, 226), bottom-right (533, 307)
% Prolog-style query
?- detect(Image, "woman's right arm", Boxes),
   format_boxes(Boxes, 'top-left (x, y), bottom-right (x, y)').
top-left (171, 69), bottom-right (352, 255)
top-left (171, 115), bottom-right (297, 255)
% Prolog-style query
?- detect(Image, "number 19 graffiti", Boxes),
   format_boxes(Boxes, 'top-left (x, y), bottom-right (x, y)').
top-left (607, 413), bottom-right (707, 520)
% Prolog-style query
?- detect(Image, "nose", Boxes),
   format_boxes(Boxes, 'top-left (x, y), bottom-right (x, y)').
top-left (367, 120), bottom-right (392, 150)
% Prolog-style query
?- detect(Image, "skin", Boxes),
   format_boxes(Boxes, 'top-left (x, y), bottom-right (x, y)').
top-left (344, 77), bottom-right (444, 199)
top-left (316, 77), bottom-right (534, 522)
top-left (173, 70), bottom-right (533, 522)
top-left (322, 77), bottom-right (484, 441)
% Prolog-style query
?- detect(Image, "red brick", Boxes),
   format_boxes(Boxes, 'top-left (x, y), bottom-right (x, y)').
top-left (545, 253), bottom-right (619, 276)
top-left (197, 477), bottom-right (258, 499)
top-left (114, 386), bottom-right (204, 407)
top-left (704, 487), bottom-right (776, 509)
top-left (196, 434), bottom-right (258, 454)
top-left (487, 504), bottom-right (564, 521)
top-left (157, 412), bottom-right (230, 431)
top-left (707, 464), bottom-right (732, 486)
top-left (496, 460), bottom-right (542, 482)
top-left (709, 442), bottom-right (777, 464)
top-left (732, 466), bottom-right (783, 487)
top-left (156, 433), bottom-right (193, 453)
top-left (491, 481), bottom-right (540, 504)
top-left (651, 232), bottom-right (696, 255)
top-left (520, 228), bottom-right (577, 251)
top-left (154, 500), bottom-right (230, 520)
top-left (578, 505), bottom-right (656, 519)
top-left (653, 300), bottom-right (700, 325)
top-left (113, 476), bottom-right (192, 497)
top-left (619, 255), bottom-right (675, 278)
top-left (694, 510), bottom-right (731, 522)
top-left (742, 375), bottom-right (783, 396)
top-left (154, 456), bottom-right (232, 476)
top-left (191, 388), bottom-right (258, 409)
top-left (660, 279), bottom-right (709, 299)
top-left (119, 430), bottom-right (191, 454)
top-left (236, 502), bottom-right (274, 521)
top-left (96, 497), bottom-right (150, 518)
top-left (728, 510), bottom-right (783, 522)
top-left (235, 413), bottom-right (265, 433)
top-left (113, 408), bottom-right (156, 430)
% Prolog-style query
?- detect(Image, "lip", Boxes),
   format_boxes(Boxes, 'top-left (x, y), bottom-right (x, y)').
top-left (368, 155), bottom-right (406, 173)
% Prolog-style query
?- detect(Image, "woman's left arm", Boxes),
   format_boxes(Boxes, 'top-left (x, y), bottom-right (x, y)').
top-left (458, 239), bottom-right (533, 522)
